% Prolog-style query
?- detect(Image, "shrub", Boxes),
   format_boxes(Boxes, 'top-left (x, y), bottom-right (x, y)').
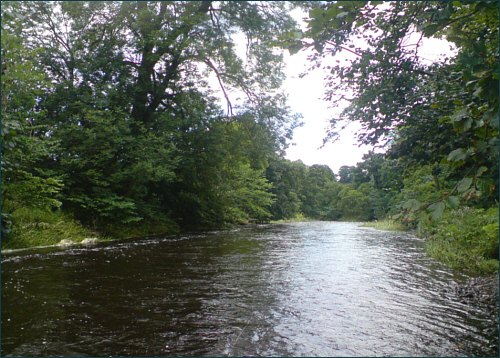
top-left (420, 206), bottom-right (499, 275)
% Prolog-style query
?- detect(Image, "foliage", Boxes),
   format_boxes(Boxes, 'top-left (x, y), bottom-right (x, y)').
top-left (217, 163), bottom-right (275, 224)
top-left (421, 206), bottom-right (499, 275)
top-left (1, 2), bottom-right (63, 237)
top-left (303, 0), bottom-right (498, 212)
top-left (289, 0), bottom-right (499, 274)
top-left (1, 0), bottom-right (497, 282)
top-left (2, 208), bottom-right (97, 250)
top-left (266, 158), bottom-right (307, 220)
top-left (362, 219), bottom-right (407, 232)
top-left (301, 164), bottom-right (338, 219)
top-left (1, 1), bottom-right (303, 246)
top-left (336, 185), bottom-right (372, 221)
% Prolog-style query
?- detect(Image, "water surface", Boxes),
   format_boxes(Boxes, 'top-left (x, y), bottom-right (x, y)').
top-left (2, 222), bottom-right (498, 356)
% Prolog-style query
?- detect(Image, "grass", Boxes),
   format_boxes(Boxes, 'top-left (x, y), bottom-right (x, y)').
top-left (426, 238), bottom-right (499, 275)
top-left (2, 207), bottom-right (99, 250)
top-left (2, 207), bottom-right (181, 251)
top-left (270, 213), bottom-right (314, 223)
top-left (419, 206), bottom-right (499, 276)
top-left (364, 211), bottom-right (498, 276)
top-left (362, 219), bottom-right (407, 232)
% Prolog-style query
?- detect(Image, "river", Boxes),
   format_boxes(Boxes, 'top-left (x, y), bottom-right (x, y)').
top-left (1, 222), bottom-right (498, 356)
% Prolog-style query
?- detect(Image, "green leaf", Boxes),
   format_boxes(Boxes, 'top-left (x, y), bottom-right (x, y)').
top-left (462, 117), bottom-right (473, 131)
top-left (457, 177), bottom-right (473, 193)
top-left (287, 42), bottom-right (303, 55)
top-left (402, 199), bottom-right (421, 211)
top-left (451, 107), bottom-right (468, 122)
top-left (476, 166), bottom-right (488, 177)
top-left (428, 201), bottom-right (445, 221)
top-left (447, 148), bottom-right (467, 162)
top-left (309, 7), bottom-right (325, 20)
top-left (422, 24), bottom-right (440, 37)
top-left (446, 195), bottom-right (460, 209)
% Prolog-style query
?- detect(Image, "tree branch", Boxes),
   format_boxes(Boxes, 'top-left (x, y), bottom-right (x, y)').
top-left (204, 58), bottom-right (233, 116)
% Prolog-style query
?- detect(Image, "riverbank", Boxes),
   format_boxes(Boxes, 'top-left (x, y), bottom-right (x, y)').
top-left (1, 207), bottom-right (179, 251)
top-left (419, 207), bottom-right (499, 276)
top-left (4, 210), bottom-right (498, 278)
top-left (452, 275), bottom-right (499, 308)
top-left (1, 208), bottom-right (99, 250)
top-left (363, 210), bottom-right (499, 277)
top-left (362, 219), bottom-right (407, 231)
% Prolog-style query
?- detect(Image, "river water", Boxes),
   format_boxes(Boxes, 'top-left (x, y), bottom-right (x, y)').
top-left (1, 222), bottom-right (498, 356)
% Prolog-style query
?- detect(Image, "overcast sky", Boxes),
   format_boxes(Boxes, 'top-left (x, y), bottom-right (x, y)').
top-left (282, 47), bottom-right (370, 174)
top-left (282, 10), bottom-right (456, 173)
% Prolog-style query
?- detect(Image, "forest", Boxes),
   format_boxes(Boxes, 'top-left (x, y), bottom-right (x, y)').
top-left (1, 1), bottom-right (498, 274)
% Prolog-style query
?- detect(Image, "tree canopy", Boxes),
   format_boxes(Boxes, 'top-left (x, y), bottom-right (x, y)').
top-left (1, 1), bottom-right (303, 239)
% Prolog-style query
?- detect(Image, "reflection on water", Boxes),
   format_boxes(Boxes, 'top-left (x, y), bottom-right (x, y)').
top-left (2, 222), bottom-right (498, 356)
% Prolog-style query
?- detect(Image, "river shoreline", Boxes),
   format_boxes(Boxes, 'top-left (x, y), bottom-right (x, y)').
top-left (450, 275), bottom-right (499, 309)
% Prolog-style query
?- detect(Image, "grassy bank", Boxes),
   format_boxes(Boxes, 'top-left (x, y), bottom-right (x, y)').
top-left (362, 219), bottom-right (408, 232)
top-left (1, 207), bottom-right (179, 251)
top-left (2, 207), bottom-right (100, 250)
top-left (419, 206), bottom-right (499, 276)
top-left (363, 210), bottom-right (498, 276)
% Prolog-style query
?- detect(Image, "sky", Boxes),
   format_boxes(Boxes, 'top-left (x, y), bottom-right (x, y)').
top-left (282, 47), bottom-right (369, 174)
top-left (282, 10), bottom-right (457, 174)
top-left (210, 7), bottom-right (456, 174)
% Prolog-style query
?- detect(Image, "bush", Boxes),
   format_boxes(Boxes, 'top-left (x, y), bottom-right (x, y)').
top-left (420, 206), bottom-right (499, 275)
top-left (2, 207), bottom-right (97, 250)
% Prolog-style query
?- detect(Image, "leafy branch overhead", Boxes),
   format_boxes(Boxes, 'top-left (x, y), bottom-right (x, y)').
top-left (299, 0), bottom-right (498, 219)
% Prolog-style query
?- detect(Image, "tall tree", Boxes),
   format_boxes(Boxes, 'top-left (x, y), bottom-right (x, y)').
top-left (1, 3), bottom-right (63, 233)
top-left (4, 1), bottom-right (303, 232)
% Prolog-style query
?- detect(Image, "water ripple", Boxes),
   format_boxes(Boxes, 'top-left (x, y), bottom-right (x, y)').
top-left (2, 222), bottom-right (497, 357)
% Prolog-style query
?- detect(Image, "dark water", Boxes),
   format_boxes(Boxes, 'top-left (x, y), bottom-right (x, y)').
top-left (1, 222), bottom-right (498, 356)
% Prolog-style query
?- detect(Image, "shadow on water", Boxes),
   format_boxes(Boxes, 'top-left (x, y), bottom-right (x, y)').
top-left (1, 222), bottom-right (498, 356)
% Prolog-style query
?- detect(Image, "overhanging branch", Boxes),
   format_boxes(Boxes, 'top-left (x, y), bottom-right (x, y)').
top-left (204, 58), bottom-right (233, 116)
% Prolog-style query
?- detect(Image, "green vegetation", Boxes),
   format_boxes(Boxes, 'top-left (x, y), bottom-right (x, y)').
top-left (362, 220), bottom-right (407, 232)
top-left (3, 208), bottom-right (98, 250)
top-left (1, 1), bottom-right (498, 275)
top-left (292, 0), bottom-right (499, 274)
top-left (421, 207), bottom-right (499, 275)
top-left (1, 1), bottom-right (302, 248)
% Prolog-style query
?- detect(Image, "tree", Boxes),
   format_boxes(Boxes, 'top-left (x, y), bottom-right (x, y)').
top-left (1, 3), bottom-right (64, 238)
top-left (6, 1), bottom-right (303, 233)
top-left (266, 158), bottom-right (307, 220)
top-left (301, 164), bottom-right (337, 218)
top-left (302, 1), bottom-right (498, 218)
top-left (167, 105), bottom-right (278, 227)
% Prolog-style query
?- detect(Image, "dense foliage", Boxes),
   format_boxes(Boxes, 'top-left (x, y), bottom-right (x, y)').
top-left (1, 1), bottom-right (302, 246)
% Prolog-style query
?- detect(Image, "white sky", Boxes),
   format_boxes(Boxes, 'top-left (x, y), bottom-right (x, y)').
top-left (282, 10), bottom-right (456, 173)
top-left (282, 47), bottom-right (369, 174)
